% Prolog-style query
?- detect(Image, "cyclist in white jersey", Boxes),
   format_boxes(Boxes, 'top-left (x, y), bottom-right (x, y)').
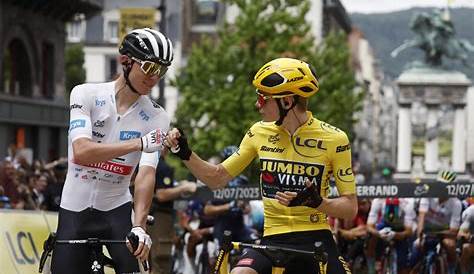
top-left (409, 172), bottom-right (462, 274)
top-left (366, 198), bottom-right (416, 274)
top-left (458, 204), bottom-right (474, 273)
top-left (51, 28), bottom-right (173, 274)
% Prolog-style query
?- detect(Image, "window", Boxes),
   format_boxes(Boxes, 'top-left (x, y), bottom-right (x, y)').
top-left (106, 56), bottom-right (118, 81)
top-left (67, 14), bottom-right (85, 42)
top-left (42, 42), bottom-right (55, 98)
top-left (192, 0), bottom-right (219, 25)
top-left (106, 21), bottom-right (119, 43)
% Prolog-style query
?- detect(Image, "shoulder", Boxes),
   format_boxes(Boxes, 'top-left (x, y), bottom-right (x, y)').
top-left (141, 97), bottom-right (171, 129)
top-left (244, 122), bottom-right (270, 139)
top-left (71, 82), bottom-right (112, 98)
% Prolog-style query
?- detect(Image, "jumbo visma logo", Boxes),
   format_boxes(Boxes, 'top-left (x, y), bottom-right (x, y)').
top-left (260, 159), bottom-right (325, 198)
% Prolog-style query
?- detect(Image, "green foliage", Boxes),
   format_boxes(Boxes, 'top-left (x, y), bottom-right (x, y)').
top-left (172, 0), bottom-right (361, 178)
top-left (65, 44), bottom-right (86, 94)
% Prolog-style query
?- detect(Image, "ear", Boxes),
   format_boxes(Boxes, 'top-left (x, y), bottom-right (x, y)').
top-left (283, 97), bottom-right (292, 109)
top-left (119, 55), bottom-right (130, 65)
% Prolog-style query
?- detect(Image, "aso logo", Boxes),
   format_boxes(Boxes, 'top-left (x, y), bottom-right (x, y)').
top-left (119, 131), bottom-right (141, 140)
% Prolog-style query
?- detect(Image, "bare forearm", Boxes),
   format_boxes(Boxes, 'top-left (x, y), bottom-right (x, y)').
top-left (395, 227), bottom-right (412, 240)
top-left (183, 153), bottom-right (231, 189)
top-left (133, 167), bottom-right (155, 228)
top-left (204, 204), bottom-right (230, 216)
top-left (73, 138), bottom-right (141, 165)
top-left (156, 185), bottom-right (187, 202)
top-left (317, 195), bottom-right (357, 220)
top-left (367, 224), bottom-right (378, 236)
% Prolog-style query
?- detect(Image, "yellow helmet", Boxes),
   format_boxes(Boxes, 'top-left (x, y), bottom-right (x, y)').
top-left (252, 58), bottom-right (319, 98)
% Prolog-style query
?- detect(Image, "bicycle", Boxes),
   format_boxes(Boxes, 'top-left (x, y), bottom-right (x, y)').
top-left (212, 231), bottom-right (328, 274)
top-left (335, 232), bottom-right (367, 273)
top-left (379, 239), bottom-right (397, 274)
top-left (456, 235), bottom-right (474, 274)
top-left (411, 231), bottom-right (452, 274)
top-left (39, 216), bottom-right (155, 274)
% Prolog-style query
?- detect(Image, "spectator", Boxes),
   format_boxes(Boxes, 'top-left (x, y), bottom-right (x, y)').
top-left (0, 160), bottom-right (20, 205)
top-left (149, 149), bottom-right (196, 274)
top-left (42, 163), bottom-right (67, 212)
top-left (0, 186), bottom-right (12, 209)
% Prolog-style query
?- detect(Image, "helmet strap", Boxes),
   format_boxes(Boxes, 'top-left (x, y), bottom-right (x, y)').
top-left (275, 97), bottom-right (298, 126)
top-left (123, 61), bottom-right (140, 95)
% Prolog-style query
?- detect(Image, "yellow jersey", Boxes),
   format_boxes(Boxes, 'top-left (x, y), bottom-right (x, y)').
top-left (221, 112), bottom-right (356, 236)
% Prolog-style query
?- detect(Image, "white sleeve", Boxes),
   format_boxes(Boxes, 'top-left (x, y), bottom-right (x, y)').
top-left (449, 199), bottom-right (462, 229)
top-left (403, 198), bottom-right (416, 228)
top-left (138, 151), bottom-right (160, 168)
top-left (419, 198), bottom-right (430, 213)
top-left (367, 198), bottom-right (382, 225)
top-left (460, 205), bottom-right (474, 231)
top-left (69, 85), bottom-right (92, 142)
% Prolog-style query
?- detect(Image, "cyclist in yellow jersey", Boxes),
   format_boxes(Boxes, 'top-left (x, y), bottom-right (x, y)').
top-left (166, 58), bottom-right (356, 274)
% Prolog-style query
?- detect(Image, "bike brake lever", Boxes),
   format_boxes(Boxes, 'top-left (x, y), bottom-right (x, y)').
top-left (126, 232), bottom-right (149, 272)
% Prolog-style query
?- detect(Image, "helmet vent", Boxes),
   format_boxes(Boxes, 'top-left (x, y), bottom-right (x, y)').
top-left (297, 68), bottom-right (306, 75)
top-left (261, 73), bottom-right (284, 87)
top-left (308, 64), bottom-right (319, 81)
top-left (300, 86), bottom-right (313, 93)
top-left (311, 81), bottom-right (319, 88)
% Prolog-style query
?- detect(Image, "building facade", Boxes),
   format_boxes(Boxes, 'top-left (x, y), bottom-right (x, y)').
top-left (0, 0), bottom-right (101, 162)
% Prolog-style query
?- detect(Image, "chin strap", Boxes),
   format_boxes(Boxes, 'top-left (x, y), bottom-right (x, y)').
top-left (275, 97), bottom-right (298, 126)
top-left (123, 62), bottom-right (140, 95)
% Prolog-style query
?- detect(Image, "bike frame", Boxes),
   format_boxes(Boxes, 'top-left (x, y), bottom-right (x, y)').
top-left (213, 231), bottom-right (328, 274)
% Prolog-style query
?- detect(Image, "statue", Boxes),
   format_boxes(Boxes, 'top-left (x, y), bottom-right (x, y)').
top-left (391, 9), bottom-right (474, 67)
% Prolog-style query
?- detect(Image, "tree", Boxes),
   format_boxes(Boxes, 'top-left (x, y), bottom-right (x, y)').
top-left (173, 0), bottom-right (362, 162)
top-left (65, 44), bottom-right (86, 94)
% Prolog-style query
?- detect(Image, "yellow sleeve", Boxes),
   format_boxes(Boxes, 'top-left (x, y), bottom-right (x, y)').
top-left (332, 132), bottom-right (356, 195)
top-left (221, 126), bottom-right (258, 177)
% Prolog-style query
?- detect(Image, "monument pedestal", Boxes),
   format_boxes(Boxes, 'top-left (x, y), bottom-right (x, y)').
top-left (394, 66), bottom-right (471, 181)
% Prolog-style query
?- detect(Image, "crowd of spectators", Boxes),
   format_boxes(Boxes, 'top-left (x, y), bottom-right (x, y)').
top-left (0, 146), bottom-right (66, 211)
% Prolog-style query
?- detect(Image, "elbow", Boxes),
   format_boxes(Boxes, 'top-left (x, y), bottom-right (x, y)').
top-left (344, 206), bottom-right (358, 220)
top-left (341, 201), bottom-right (358, 220)
top-left (72, 140), bottom-right (92, 165)
top-left (73, 149), bottom-right (89, 165)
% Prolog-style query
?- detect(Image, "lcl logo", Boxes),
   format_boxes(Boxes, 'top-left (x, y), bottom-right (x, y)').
top-left (295, 137), bottom-right (327, 150)
top-left (5, 231), bottom-right (40, 265)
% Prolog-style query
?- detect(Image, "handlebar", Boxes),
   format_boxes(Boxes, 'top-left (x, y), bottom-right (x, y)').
top-left (213, 230), bottom-right (327, 274)
top-left (39, 232), bottom-right (149, 273)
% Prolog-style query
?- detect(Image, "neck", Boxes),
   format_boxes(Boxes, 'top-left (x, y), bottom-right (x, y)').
top-left (115, 75), bottom-right (140, 107)
top-left (282, 109), bottom-right (308, 135)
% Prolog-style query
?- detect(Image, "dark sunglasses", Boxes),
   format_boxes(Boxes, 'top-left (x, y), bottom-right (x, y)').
top-left (131, 57), bottom-right (168, 77)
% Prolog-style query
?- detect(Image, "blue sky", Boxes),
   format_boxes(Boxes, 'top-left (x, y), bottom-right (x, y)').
top-left (340, 0), bottom-right (474, 14)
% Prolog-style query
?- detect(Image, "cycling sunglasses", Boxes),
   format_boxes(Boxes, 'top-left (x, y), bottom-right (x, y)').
top-left (131, 57), bottom-right (168, 77)
top-left (255, 90), bottom-right (295, 107)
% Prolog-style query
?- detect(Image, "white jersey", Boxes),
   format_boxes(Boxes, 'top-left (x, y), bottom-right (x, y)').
top-left (367, 198), bottom-right (416, 229)
top-left (461, 205), bottom-right (474, 234)
top-left (61, 81), bottom-right (170, 211)
top-left (419, 198), bottom-right (462, 231)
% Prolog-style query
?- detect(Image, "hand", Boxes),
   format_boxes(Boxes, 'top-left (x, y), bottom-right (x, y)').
top-left (165, 128), bottom-right (192, 160)
top-left (126, 226), bottom-right (152, 261)
top-left (278, 179), bottom-right (323, 208)
top-left (378, 227), bottom-right (393, 241)
top-left (140, 128), bottom-right (166, 153)
top-left (181, 181), bottom-right (197, 194)
top-left (275, 191), bottom-right (298, 206)
top-left (180, 181), bottom-right (197, 198)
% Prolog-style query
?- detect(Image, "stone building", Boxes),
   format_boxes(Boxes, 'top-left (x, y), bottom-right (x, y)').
top-left (0, 0), bottom-right (102, 161)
